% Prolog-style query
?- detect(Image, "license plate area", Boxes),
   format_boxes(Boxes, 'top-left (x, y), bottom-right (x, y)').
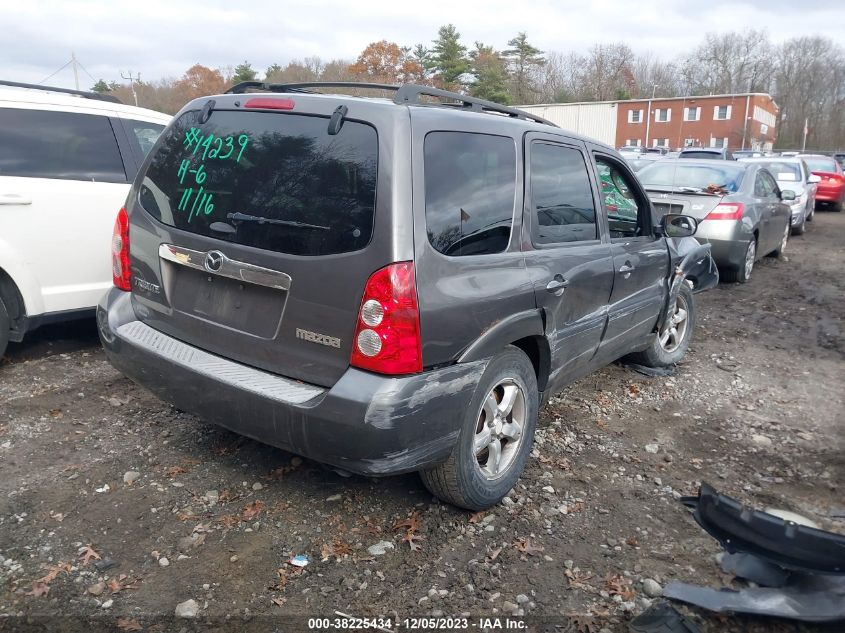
top-left (167, 263), bottom-right (286, 338)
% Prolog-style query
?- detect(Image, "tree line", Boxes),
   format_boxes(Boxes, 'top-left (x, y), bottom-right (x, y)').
top-left (93, 26), bottom-right (845, 150)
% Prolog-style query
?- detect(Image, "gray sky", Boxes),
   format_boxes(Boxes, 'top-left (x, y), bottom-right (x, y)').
top-left (5, 0), bottom-right (844, 89)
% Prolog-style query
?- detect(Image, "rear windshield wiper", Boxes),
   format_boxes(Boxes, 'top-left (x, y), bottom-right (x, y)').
top-left (227, 212), bottom-right (329, 231)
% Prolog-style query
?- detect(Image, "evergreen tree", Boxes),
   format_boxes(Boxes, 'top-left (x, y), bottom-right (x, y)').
top-left (503, 32), bottom-right (545, 104)
top-left (232, 61), bottom-right (258, 83)
top-left (90, 79), bottom-right (110, 93)
top-left (469, 43), bottom-right (511, 104)
top-left (431, 24), bottom-right (470, 90)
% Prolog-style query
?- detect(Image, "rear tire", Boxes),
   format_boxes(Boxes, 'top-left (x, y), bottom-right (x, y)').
top-left (0, 297), bottom-right (9, 361)
top-left (420, 346), bottom-right (538, 511)
top-left (721, 238), bottom-right (756, 283)
top-left (626, 284), bottom-right (696, 368)
top-left (832, 201), bottom-right (843, 212)
top-left (771, 221), bottom-right (789, 258)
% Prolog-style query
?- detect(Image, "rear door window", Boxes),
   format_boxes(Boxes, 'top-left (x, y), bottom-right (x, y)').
top-left (424, 132), bottom-right (516, 256)
top-left (122, 119), bottom-right (166, 163)
top-left (0, 107), bottom-right (126, 182)
top-left (529, 142), bottom-right (597, 244)
top-left (139, 109), bottom-right (378, 256)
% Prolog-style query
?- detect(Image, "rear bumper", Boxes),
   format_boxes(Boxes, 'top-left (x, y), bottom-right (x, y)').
top-left (693, 220), bottom-right (749, 270)
top-left (97, 289), bottom-right (485, 476)
top-left (816, 182), bottom-right (844, 203)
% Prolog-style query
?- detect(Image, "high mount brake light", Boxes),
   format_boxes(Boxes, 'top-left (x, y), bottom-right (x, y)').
top-left (112, 207), bottom-right (131, 291)
top-left (350, 262), bottom-right (422, 375)
top-left (243, 97), bottom-right (295, 111)
top-left (706, 202), bottom-right (744, 221)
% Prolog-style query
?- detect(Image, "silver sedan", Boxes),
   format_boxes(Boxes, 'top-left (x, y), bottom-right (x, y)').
top-left (738, 157), bottom-right (819, 235)
top-left (637, 159), bottom-right (793, 283)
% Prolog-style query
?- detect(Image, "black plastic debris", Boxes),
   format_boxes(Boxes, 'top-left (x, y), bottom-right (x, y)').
top-left (720, 552), bottom-right (790, 588)
top-left (664, 574), bottom-right (845, 623)
top-left (680, 483), bottom-right (845, 575)
top-left (629, 601), bottom-right (701, 633)
top-left (666, 483), bottom-right (845, 623)
top-left (620, 362), bottom-right (677, 377)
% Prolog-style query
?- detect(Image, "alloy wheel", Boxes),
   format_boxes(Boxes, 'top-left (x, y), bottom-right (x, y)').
top-left (658, 292), bottom-right (690, 353)
top-left (474, 379), bottom-right (525, 480)
top-left (744, 240), bottom-right (756, 280)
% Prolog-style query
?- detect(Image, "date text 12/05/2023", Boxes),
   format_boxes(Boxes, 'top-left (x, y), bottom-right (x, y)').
top-left (306, 616), bottom-right (528, 630)
top-left (176, 127), bottom-right (250, 223)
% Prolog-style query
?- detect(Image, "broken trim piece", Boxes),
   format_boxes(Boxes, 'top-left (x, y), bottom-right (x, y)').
top-left (680, 483), bottom-right (845, 575)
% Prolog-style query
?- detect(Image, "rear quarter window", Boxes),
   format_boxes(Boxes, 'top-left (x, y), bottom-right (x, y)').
top-left (139, 109), bottom-right (378, 257)
top-left (424, 132), bottom-right (517, 257)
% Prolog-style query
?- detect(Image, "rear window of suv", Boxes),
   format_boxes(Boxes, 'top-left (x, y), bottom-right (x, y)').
top-left (424, 132), bottom-right (516, 257)
top-left (139, 109), bottom-right (378, 256)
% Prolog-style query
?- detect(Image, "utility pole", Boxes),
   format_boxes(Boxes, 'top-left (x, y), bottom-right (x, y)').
top-left (71, 52), bottom-right (80, 90)
top-left (121, 71), bottom-right (140, 106)
top-left (801, 118), bottom-right (808, 152)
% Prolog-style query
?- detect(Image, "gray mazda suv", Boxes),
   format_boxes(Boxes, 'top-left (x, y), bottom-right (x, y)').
top-left (98, 82), bottom-right (717, 510)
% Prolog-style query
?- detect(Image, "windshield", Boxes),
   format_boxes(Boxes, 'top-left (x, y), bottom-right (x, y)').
top-left (803, 157), bottom-right (837, 173)
top-left (139, 109), bottom-right (378, 256)
top-left (638, 163), bottom-right (745, 193)
top-left (753, 161), bottom-right (801, 181)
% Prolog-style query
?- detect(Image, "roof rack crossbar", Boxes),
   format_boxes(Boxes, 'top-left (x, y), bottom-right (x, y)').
top-left (224, 81), bottom-right (557, 127)
top-left (0, 79), bottom-right (121, 103)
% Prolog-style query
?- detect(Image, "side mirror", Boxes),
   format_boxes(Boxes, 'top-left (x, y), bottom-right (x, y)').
top-left (661, 213), bottom-right (698, 238)
top-left (808, 174), bottom-right (822, 184)
top-left (781, 189), bottom-right (796, 201)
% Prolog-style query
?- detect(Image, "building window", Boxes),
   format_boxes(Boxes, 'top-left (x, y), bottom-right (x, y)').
top-left (709, 137), bottom-right (729, 149)
top-left (655, 108), bottom-right (671, 122)
top-left (653, 138), bottom-right (669, 147)
top-left (713, 105), bottom-right (732, 121)
top-left (684, 138), bottom-right (696, 147)
top-left (684, 107), bottom-right (701, 121)
top-left (626, 139), bottom-right (641, 147)
top-left (628, 110), bottom-right (643, 123)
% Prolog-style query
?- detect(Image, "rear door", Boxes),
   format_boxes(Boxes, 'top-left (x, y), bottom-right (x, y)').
top-left (591, 151), bottom-right (669, 356)
top-left (0, 106), bottom-right (129, 314)
top-left (753, 169), bottom-right (779, 251)
top-left (522, 135), bottom-right (614, 389)
top-left (127, 102), bottom-right (404, 388)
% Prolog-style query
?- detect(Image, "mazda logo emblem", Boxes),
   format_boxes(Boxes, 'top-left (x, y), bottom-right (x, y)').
top-left (204, 251), bottom-right (224, 272)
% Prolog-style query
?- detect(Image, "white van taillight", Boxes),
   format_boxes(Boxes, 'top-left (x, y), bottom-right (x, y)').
top-left (112, 207), bottom-right (131, 291)
top-left (350, 262), bottom-right (422, 375)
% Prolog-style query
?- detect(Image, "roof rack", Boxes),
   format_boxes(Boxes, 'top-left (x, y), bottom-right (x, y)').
top-left (225, 81), bottom-right (557, 127)
top-left (0, 79), bottom-right (122, 103)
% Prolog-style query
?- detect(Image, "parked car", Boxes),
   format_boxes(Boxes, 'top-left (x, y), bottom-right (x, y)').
top-left (638, 159), bottom-right (793, 283)
top-left (0, 80), bottom-right (170, 359)
top-left (624, 153), bottom-right (664, 172)
top-left (678, 147), bottom-right (735, 160)
top-left (97, 82), bottom-right (717, 510)
top-left (834, 152), bottom-right (845, 170)
top-left (733, 150), bottom-right (765, 159)
top-left (797, 154), bottom-right (845, 212)
top-left (619, 146), bottom-right (645, 156)
top-left (737, 157), bottom-right (819, 234)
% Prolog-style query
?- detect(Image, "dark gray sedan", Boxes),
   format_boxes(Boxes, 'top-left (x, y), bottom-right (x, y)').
top-left (638, 159), bottom-right (793, 283)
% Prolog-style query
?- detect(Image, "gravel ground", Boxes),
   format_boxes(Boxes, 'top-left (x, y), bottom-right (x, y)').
top-left (1, 212), bottom-right (843, 633)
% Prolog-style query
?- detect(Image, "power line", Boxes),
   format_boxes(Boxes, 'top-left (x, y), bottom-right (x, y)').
top-left (37, 59), bottom-right (73, 85)
top-left (77, 60), bottom-right (97, 83)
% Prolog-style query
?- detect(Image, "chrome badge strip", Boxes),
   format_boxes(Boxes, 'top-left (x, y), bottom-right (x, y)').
top-left (158, 244), bottom-right (292, 291)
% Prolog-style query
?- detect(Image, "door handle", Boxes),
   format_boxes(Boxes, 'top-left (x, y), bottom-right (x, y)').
top-left (618, 263), bottom-right (635, 279)
top-left (546, 275), bottom-right (569, 296)
top-left (0, 193), bottom-right (32, 205)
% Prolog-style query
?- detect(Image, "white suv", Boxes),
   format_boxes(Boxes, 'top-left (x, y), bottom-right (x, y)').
top-left (0, 81), bottom-right (170, 358)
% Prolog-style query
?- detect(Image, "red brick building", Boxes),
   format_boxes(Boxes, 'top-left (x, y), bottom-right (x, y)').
top-left (615, 93), bottom-right (778, 151)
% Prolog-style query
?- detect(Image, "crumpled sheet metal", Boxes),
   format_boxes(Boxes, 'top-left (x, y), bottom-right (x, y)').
top-left (628, 601), bottom-right (702, 633)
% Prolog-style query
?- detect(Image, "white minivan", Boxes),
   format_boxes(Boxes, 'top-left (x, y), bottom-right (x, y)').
top-left (0, 81), bottom-right (170, 358)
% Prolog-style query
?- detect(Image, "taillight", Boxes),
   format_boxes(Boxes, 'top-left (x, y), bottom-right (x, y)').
top-left (706, 202), bottom-right (744, 220)
top-left (350, 262), bottom-right (422, 375)
top-left (831, 174), bottom-right (845, 184)
top-left (112, 207), bottom-right (131, 291)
